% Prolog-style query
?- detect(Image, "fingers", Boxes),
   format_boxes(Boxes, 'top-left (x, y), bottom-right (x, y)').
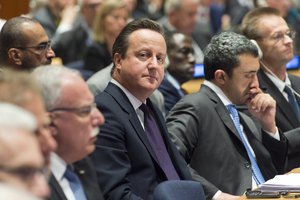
top-left (248, 93), bottom-right (276, 112)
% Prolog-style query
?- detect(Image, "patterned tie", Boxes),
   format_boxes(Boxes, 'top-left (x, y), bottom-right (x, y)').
top-left (284, 85), bottom-right (300, 121)
top-left (140, 103), bottom-right (180, 180)
top-left (64, 165), bottom-right (87, 200)
top-left (227, 104), bottom-right (265, 185)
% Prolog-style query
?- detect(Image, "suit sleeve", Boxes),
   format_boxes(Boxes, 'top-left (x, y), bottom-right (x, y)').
top-left (166, 100), bottom-right (219, 199)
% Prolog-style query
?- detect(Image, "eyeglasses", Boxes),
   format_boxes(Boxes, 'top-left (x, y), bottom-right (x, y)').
top-left (50, 103), bottom-right (97, 117)
top-left (267, 30), bottom-right (296, 43)
top-left (0, 166), bottom-right (49, 182)
top-left (15, 41), bottom-right (52, 53)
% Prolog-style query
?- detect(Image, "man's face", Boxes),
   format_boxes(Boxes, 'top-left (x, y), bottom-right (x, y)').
top-left (0, 130), bottom-right (50, 198)
top-left (256, 15), bottom-right (294, 68)
top-left (81, 0), bottom-right (102, 28)
top-left (18, 22), bottom-right (55, 70)
top-left (22, 93), bottom-right (57, 166)
top-left (223, 54), bottom-right (260, 105)
top-left (51, 75), bottom-right (104, 163)
top-left (168, 33), bottom-right (195, 83)
top-left (115, 29), bottom-right (166, 101)
top-left (172, 0), bottom-right (198, 34)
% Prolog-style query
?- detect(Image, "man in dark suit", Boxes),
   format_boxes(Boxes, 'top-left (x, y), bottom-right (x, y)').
top-left (32, 65), bottom-right (105, 200)
top-left (158, 31), bottom-right (196, 113)
top-left (166, 32), bottom-right (288, 199)
top-left (241, 7), bottom-right (300, 171)
top-left (92, 18), bottom-right (200, 200)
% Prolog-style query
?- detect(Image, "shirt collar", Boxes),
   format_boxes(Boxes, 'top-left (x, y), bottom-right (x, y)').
top-left (265, 71), bottom-right (291, 93)
top-left (165, 72), bottom-right (181, 90)
top-left (203, 80), bottom-right (233, 106)
top-left (50, 153), bottom-right (67, 181)
top-left (111, 79), bottom-right (144, 109)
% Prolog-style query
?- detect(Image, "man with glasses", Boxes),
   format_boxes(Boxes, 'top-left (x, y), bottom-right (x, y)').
top-left (242, 7), bottom-right (300, 171)
top-left (32, 65), bottom-right (105, 200)
top-left (0, 103), bottom-right (50, 198)
top-left (0, 16), bottom-right (55, 71)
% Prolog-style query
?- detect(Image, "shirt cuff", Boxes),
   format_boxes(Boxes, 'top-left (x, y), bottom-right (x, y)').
top-left (212, 190), bottom-right (222, 200)
top-left (264, 127), bottom-right (280, 141)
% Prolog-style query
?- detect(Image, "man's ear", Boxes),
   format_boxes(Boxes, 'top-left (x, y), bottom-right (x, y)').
top-left (8, 48), bottom-right (22, 65)
top-left (215, 69), bottom-right (226, 85)
top-left (113, 53), bottom-right (122, 71)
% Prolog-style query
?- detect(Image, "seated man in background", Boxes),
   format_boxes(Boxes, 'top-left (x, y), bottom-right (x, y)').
top-left (166, 31), bottom-right (288, 199)
top-left (0, 17), bottom-right (55, 71)
top-left (0, 103), bottom-right (50, 198)
top-left (32, 65), bottom-right (105, 200)
top-left (241, 7), bottom-right (300, 171)
top-left (158, 31), bottom-right (196, 113)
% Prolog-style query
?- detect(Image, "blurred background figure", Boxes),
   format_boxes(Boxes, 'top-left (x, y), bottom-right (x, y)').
top-left (0, 17), bottom-right (55, 71)
top-left (158, 31), bottom-right (196, 113)
top-left (159, 0), bottom-right (204, 63)
top-left (0, 103), bottom-right (50, 198)
top-left (0, 69), bottom-right (57, 167)
top-left (51, 0), bottom-right (102, 71)
top-left (132, 0), bottom-right (165, 20)
top-left (0, 183), bottom-right (42, 200)
top-left (83, 0), bottom-right (129, 73)
top-left (32, 0), bottom-right (78, 39)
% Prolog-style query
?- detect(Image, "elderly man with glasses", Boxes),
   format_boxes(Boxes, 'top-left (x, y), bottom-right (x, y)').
top-left (32, 65), bottom-right (105, 200)
top-left (0, 17), bottom-right (55, 71)
top-left (241, 7), bottom-right (300, 171)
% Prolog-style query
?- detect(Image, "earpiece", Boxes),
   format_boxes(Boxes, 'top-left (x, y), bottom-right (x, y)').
top-left (250, 39), bottom-right (263, 59)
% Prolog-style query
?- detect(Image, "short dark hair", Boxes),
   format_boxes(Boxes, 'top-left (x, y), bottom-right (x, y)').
top-left (241, 7), bottom-right (281, 40)
top-left (111, 18), bottom-right (165, 74)
top-left (204, 31), bottom-right (259, 80)
top-left (0, 17), bottom-right (39, 62)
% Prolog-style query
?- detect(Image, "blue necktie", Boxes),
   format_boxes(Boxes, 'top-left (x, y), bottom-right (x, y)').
top-left (64, 165), bottom-right (87, 200)
top-left (284, 85), bottom-right (300, 121)
top-left (227, 104), bottom-right (265, 185)
top-left (140, 103), bottom-right (180, 180)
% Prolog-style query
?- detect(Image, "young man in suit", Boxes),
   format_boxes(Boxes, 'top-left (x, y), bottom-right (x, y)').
top-left (92, 18), bottom-right (198, 199)
top-left (33, 65), bottom-right (105, 200)
top-left (241, 7), bottom-right (300, 171)
top-left (158, 31), bottom-right (196, 113)
top-left (0, 17), bottom-right (55, 71)
top-left (166, 31), bottom-right (288, 199)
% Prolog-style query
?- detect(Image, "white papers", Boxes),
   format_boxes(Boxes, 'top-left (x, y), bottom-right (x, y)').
top-left (260, 173), bottom-right (300, 192)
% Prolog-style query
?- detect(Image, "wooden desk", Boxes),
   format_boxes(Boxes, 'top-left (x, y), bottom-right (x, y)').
top-left (181, 68), bottom-right (300, 95)
top-left (238, 168), bottom-right (300, 200)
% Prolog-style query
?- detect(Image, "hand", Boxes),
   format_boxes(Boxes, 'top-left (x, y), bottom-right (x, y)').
top-left (216, 192), bottom-right (240, 200)
top-left (247, 89), bottom-right (276, 133)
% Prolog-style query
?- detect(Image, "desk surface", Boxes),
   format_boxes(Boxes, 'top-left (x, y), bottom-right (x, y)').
top-left (238, 168), bottom-right (300, 200)
top-left (182, 69), bottom-right (300, 94)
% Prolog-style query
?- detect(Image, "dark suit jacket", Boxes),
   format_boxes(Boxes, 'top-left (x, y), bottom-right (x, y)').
top-left (48, 157), bottom-right (104, 200)
top-left (92, 82), bottom-right (193, 200)
top-left (83, 42), bottom-right (112, 73)
top-left (258, 69), bottom-right (300, 170)
top-left (166, 84), bottom-right (288, 199)
top-left (158, 77), bottom-right (183, 113)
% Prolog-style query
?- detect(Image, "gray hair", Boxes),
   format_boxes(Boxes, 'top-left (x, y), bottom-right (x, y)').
top-left (164, 0), bottom-right (182, 15)
top-left (32, 65), bottom-right (81, 111)
top-left (0, 103), bottom-right (36, 132)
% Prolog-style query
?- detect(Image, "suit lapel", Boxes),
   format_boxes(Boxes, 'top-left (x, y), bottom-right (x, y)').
top-left (104, 83), bottom-right (161, 165)
top-left (258, 69), bottom-right (299, 127)
top-left (48, 175), bottom-right (68, 200)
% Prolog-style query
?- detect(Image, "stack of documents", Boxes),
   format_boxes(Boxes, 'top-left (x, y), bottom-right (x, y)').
top-left (260, 173), bottom-right (300, 192)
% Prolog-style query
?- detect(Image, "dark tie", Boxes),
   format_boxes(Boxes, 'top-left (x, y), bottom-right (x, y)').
top-left (284, 85), bottom-right (300, 121)
top-left (64, 165), bottom-right (87, 200)
top-left (140, 103), bottom-right (180, 180)
top-left (227, 104), bottom-right (265, 185)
